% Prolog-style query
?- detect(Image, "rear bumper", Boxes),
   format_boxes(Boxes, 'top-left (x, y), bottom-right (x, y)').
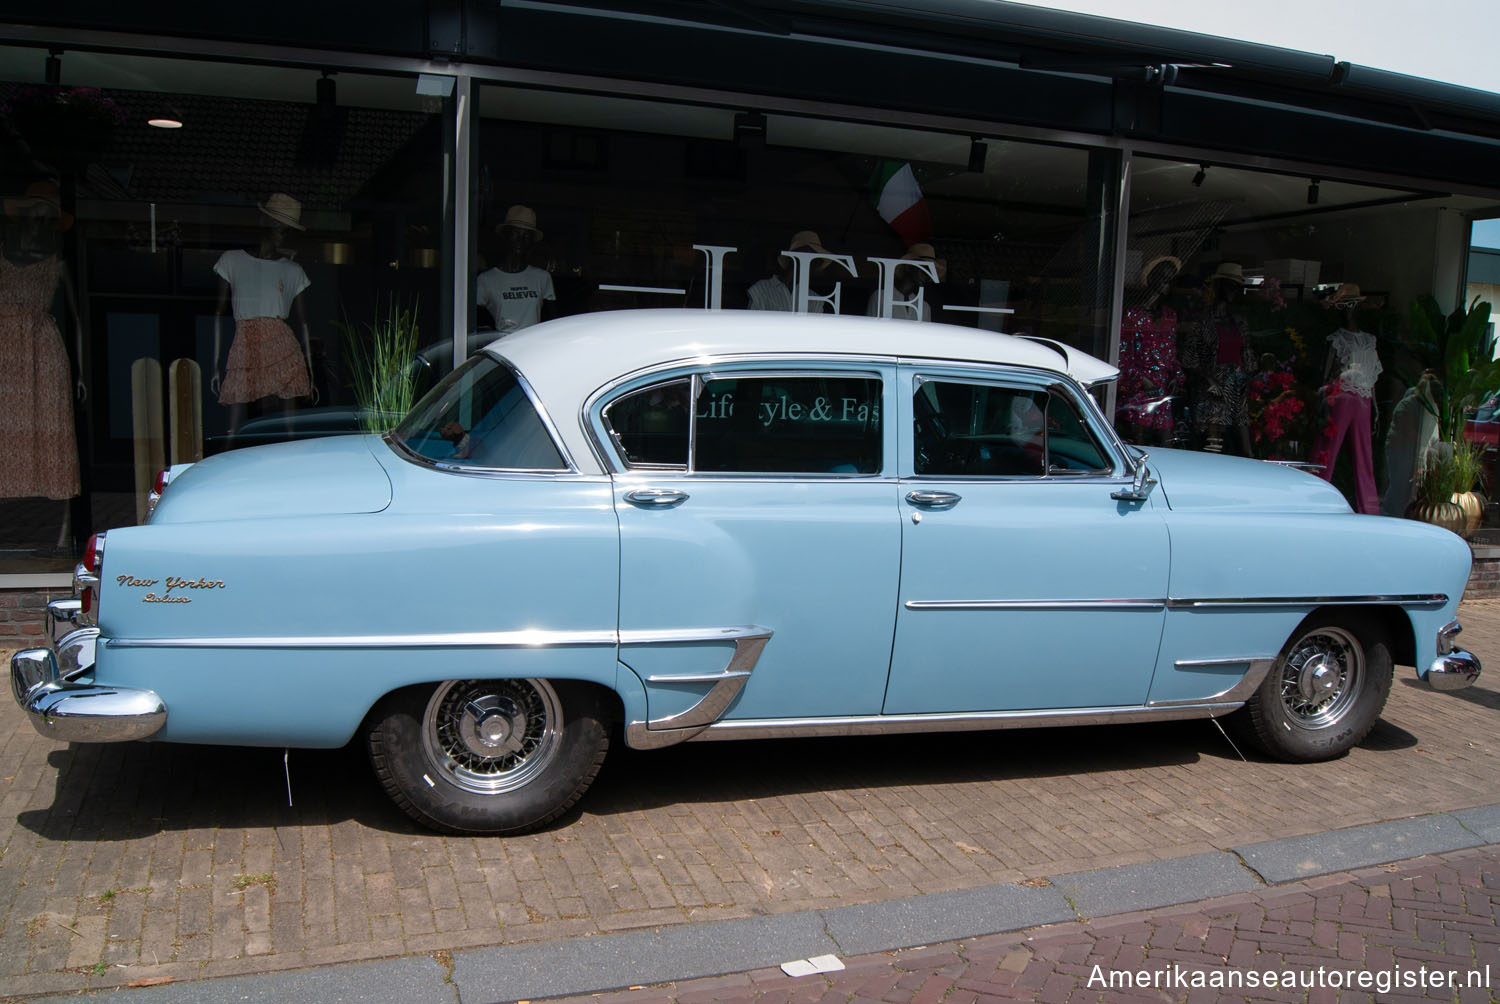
top-left (9, 629), bottom-right (167, 743)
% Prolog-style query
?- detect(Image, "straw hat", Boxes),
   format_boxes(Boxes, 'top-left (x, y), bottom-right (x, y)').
top-left (4, 180), bottom-right (73, 230)
top-left (1321, 282), bottom-right (1366, 307)
top-left (1208, 261), bottom-right (1245, 285)
top-left (258, 193), bottom-right (306, 231)
top-left (498, 204), bottom-right (543, 240)
top-left (1140, 254), bottom-right (1181, 286)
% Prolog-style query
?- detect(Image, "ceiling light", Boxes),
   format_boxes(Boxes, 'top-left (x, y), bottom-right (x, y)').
top-left (968, 137), bottom-right (988, 174)
top-left (45, 49), bottom-right (61, 85)
top-left (148, 117), bottom-right (183, 129)
top-left (1191, 164), bottom-right (1207, 187)
top-left (1307, 177), bottom-right (1320, 205)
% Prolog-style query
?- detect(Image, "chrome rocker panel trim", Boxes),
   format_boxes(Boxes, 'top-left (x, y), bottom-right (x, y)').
top-left (906, 599), bottom-right (1166, 611)
top-left (623, 627), bottom-right (773, 750)
top-left (10, 629), bottom-right (167, 743)
top-left (1148, 658), bottom-right (1276, 707)
top-left (906, 594), bottom-right (1448, 612)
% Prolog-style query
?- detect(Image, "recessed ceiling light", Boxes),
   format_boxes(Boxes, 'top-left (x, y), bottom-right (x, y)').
top-left (148, 117), bottom-right (183, 129)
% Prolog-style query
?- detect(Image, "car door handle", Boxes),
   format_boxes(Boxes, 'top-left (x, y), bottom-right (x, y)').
top-left (624, 488), bottom-right (690, 507)
top-left (905, 490), bottom-right (962, 508)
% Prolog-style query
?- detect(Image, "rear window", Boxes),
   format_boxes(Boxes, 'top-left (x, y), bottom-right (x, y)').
top-left (391, 355), bottom-right (566, 470)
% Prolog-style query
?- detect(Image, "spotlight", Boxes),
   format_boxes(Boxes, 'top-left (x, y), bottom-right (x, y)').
top-left (1191, 164), bottom-right (1207, 187)
top-left (733, 111), bottom-right (766, 149)
top-left (147, 117), bottom-right (183, 129)
top-left (317, 71), bottom-right (336, 117)
top-left (45, 49), bottom-right (61, 85)
top-left (1307, 177), bottom-right (1320, 205)
top-left (968, 137), bottom-right (988, 174)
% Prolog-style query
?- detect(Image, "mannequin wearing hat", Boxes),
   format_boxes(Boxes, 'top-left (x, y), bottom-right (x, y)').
top-left (865, 243), bottom-right (941, 321)
top-left (1115, 256), bottom-right (1185, 445)
top-left (212, 193), bottom-right (315, 435)
top-left (0, 180), bottom-right (83, 525)
top-left (748, 231), bottom-right (834, 312)
top-left (476, 205), bottom-right (555, 332)
top-left (1309, 284), bottom-right (1382, 515)
top-left (1180, 262), bottom-right (1256, 455)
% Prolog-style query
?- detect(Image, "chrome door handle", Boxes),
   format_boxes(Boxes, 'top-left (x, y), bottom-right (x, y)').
top-left (905, 490), bottom-right (962, 507)
top-left (624, 488), bottom-right (690, 507)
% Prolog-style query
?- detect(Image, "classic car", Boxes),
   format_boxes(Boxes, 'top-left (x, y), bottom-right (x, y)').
top-left (12, 309), bottom-right (1482, 835)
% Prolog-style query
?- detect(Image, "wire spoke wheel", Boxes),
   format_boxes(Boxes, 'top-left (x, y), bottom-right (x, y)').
top-left (1276, 626), bottom-right (1364, 729)
top-left (420, 678), bottom-right (562, 794)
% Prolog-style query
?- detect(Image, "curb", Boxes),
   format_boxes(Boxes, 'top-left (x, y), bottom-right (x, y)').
top-left (28, 803), bottom-right (1500, 1004)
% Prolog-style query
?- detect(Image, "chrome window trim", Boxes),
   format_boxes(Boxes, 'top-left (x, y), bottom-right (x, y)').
top-left (904, 363), bottom-right (1129, 478)
top-left (387, 354), bottom-right (578, 476)
top-left (585, 356), bottom-right (892, 477)
top-left (600, 375), bottom-right (693, 471)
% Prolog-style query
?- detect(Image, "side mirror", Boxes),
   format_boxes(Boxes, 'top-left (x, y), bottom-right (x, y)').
top-left (1110, 451), bottom-right (1156, 502)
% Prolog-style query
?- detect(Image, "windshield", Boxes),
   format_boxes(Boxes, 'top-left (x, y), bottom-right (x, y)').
top-left (390, 354), bottom-right (566, 471)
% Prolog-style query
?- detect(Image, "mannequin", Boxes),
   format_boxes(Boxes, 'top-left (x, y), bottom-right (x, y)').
top-left (1114, 255), bottom-right (1185, 445)
top-left (0, 180), bottom-right (83, 547)
top-left (1383, 369), bottom-right (1440, 517)
top-left (212, 193), bottom-right (314, 437)
top-left (476, 205), bottom-right (555, 332)
top-left (748, 230), bottom-right (833, 312)
top-left (1181, 262), bottom-right (1255, 455)
top-left (865, 243), bottom-right (940, 321)
top-left (1310, 283), bottom-right (1381, 515)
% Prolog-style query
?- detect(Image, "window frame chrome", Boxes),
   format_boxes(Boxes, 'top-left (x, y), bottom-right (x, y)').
top-left (385, 351), bottom-right (579, 477)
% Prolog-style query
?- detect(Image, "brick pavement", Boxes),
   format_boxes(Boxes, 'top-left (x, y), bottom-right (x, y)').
top-left (570, 844), bottom-right (1500, 1004)
top-left (2, 601), bottom-right (1499, 998)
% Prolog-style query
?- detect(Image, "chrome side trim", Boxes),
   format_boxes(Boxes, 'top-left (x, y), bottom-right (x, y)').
top-left (1148, 658), bottom-right (1276, 708)
top-left (107, 629), bottom-right (620, 650)
top-left (1166, 594), bottom-right (1448, 609)
top-left (906, 599), bottom-right (1166, 610)
top-left (689, 700), bottom-right (1245, 742)
top-left (623, 626), bottom-right (772, 750)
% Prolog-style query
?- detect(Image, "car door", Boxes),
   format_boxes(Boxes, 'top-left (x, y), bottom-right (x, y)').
top-left (884, 363), bottom-right (1170, 714)
top-left (598, 362), bottom-right (902, 731)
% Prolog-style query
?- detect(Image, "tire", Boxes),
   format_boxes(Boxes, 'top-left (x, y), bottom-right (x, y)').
top-left (366, 678), bottom-right (611, 835)
top-left (1230, 611), bottom-right (1393, 762)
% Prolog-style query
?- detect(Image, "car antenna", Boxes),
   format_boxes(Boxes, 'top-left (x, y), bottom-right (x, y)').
top-left (1210, 719), bottom-right (1248, 762)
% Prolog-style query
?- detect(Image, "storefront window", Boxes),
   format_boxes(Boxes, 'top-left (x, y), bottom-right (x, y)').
top-left (0, 49), bottom-right (449, 572)
top-left (1122, 156), bottom-right (1498, 516)
top-left (473, 85), bottom-right (1118, 357)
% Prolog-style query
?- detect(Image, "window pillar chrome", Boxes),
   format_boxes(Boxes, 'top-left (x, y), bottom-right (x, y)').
top-left (449, 71), bottom-right (475, 366)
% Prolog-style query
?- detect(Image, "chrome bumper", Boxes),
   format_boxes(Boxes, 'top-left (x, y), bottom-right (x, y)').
top-left (9, 629), bottom-right (167, 743)
top-left (1421, 618), bottom-right (1482, 692)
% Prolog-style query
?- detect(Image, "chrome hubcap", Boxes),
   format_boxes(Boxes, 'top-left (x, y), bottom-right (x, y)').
top-left (422, 679), bottom-right (561, 794)
top-left (1279, 627), bottom-right (1363, 729)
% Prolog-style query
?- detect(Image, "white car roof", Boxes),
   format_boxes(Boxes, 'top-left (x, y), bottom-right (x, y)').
top-left (483, 309), bottom-right (1117, 473)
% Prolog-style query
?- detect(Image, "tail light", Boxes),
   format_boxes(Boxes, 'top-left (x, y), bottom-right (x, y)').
top-left (78, 532), bottom-right (105, 618)
top-left (145, 468), bottom-right (170, 521)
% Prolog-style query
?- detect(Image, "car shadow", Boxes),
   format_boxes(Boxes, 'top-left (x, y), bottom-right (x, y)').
top-left (1397, 674), bottom-right (1500, 711)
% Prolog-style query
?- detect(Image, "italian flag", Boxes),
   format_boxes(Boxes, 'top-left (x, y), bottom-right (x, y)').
top-left (872, 161), bottom-right (931, 244)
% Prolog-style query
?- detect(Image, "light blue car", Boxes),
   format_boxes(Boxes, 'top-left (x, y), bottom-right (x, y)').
top-left (12, 310), bottom-right (1481, 835)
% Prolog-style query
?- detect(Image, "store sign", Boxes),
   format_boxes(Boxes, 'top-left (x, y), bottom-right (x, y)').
top-left (694, 244), bottom-right (938, 319)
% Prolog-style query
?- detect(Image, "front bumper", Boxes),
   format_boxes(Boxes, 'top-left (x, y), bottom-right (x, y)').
top-left (1421, 617), bottom-right (1482, 692)
top-left (10, 629), bottom-right (167, 743)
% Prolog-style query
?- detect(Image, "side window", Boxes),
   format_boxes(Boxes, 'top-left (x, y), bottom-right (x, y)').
top-left (913, 379), bottom-right (1110, 477)
top-left (694, 375), bottom-right (882, 474)
top-left (392, 355), bottom-right (566, 470)
top-left (603, 379), bottom-right (691, 468)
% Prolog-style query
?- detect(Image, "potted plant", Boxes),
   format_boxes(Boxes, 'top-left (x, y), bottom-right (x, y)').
top-left (340, 295), bottom-right (421, 434)
top-left (1408, 441), bottom-right (1484, 534)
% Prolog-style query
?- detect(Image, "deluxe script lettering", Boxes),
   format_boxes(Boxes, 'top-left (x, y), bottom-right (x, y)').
top-left (116, 573), bottom-right (226, 604)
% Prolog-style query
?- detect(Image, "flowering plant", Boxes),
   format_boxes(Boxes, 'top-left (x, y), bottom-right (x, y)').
top-left (1247, 362), bottom-right (1306, 456)
top-left (3, 85), bottom-right (126, 127)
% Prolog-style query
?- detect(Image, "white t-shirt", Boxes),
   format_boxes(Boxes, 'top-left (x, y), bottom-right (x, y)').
top-left (865, 289), bottom-right (932, 321)
top-left (1330, 328), bottom-right (1382, 397)
top-left (746, 276), bottom-right (830, 313)
top-left (213, 249), bottom-right (310, 321)
top-left (477, 266), bottom-right (556, 331)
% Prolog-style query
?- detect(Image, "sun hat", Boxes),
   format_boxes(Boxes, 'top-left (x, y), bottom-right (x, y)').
top-left (1321, 282), bottom-right (1366, 307)
top-left (258, 192), bottom-right (305, 231)
top-left (4, 180), bottom-right (73, 230)
top-left (498, 204), bottom-right (543, 240)
top-left (1208, 261), bottom-right (1245, 285)
top-left (1140, 254), bottom-right (1181, 286)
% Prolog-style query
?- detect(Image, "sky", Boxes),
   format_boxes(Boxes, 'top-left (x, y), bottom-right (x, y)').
top-left (1013, 0), bottom-right (1500, 96)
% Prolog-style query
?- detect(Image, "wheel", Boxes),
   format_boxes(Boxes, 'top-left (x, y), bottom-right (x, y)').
top-left (366, 678), bottom-right (611, 835)
top-left (1229, 611), bottom-right (1393, 762)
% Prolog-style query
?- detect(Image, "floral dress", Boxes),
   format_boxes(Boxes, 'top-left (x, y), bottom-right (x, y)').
top-left (0, 251), bottom-right (79, 499)
top-left (1115, 307), bottom-right (1184, 431)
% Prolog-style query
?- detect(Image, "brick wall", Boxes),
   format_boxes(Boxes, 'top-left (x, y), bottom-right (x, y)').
top-left (1468, 543), bottom-right (1500, 598)
top-left (0, 588), bottom-right (73, 648)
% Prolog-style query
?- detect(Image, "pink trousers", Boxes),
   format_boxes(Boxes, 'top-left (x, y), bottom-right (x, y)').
top-left (1312, 392), bottom-right (1379, 515)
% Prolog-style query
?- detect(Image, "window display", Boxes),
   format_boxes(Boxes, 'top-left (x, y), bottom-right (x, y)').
top-left (0, 49), bottom-right (447, 573)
